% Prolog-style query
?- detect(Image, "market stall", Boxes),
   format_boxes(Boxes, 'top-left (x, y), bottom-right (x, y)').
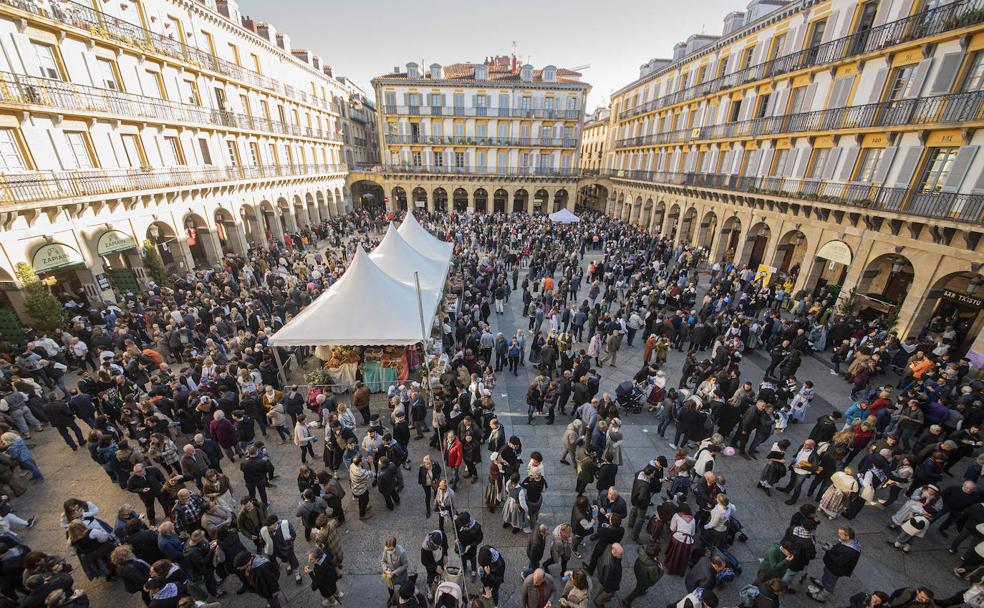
top-left (397, 211), bottom-right (454, 264)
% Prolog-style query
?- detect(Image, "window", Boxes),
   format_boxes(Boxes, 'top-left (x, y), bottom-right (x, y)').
top-left (454, 123), bottom-right (464, 137)
top-left (769, 33), bottom-right (787, 61)
top-left (741, 45), bottom-right (756, 70)
top-left (886, 66), bottom-right (916, 101)
top-left (453, 93), bottom-right (464, 113)
top-left (433, 151), bottom-right (443, 167)
top-left (95, 59), bottom-right (121, 91)
top-left (260, 100), bottom-right (270, 121)
top-left (250, 53), bottom-right (261, 74)
top-left (807, 19), bottom-right (827, 49)
top-left (162, 135), bottom-right (185, 166)
top-left (771, 149), bottom-right (789, 176)
top-left (198, 138), bottom-right (213, 165)
top-left (165, 16), bottom-right (184, 41)
top-left (225, 140), bottom-right (239, 166)
top-left (240, 95), bottom-right (250, 116)
top-left (0, 129), bottom-right (27, 172)
top-left (756, 93), bottom-right (771, 118)
top-left (963, 53), bottom-right (984, 92)
top-left (31, 42), bottom-right (61, 79)
top-left (120, 134), bottom-right (146, 168)
top-left (917, 147), bottom-right (959, 192)
top-left (146, 70), bottom-right (167, 99)
top-left (476, 123), bottom-right (487, 138)
top-left (199, 29), bottom-right (215, 55)
top-left (65, 132), bottom-right (96, 169)
top-left (227, 43), bottom-right (240, 66)
top-left (787, 86), bottom-right (806, 113)
top-left (717, 55), bottom-right (729, 78)
top-left (181, 78), bottom-right (200, 105)
top-left (268, 143), bottom-right (278, 165)
top-left (412, 151), bottom-right (421, 167)
top-left (432, 122), bottom-right (443, 137)
top-left (384, 91), bottom-right (396, 111)
top-left (729, 100), bottom-right (742, 122)
top-left (807, 148), bottom-right (830, 179)
top-left (853, 148), bottom-right (883, 182)
top-left (455, 152), bottom-right (464, 168)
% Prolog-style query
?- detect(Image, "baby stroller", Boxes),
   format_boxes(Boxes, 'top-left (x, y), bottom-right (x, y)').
top-left (434, 566), bottom-right (464, 608)
top-left (615, 380), bottom-right (645, 413)
top-left (726, 516), bottom-right (749, 545)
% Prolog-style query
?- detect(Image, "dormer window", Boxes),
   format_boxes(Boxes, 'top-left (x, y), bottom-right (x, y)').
top-left (475, 64), bottom-right (488, 80)
top-left (521, 64), bottom-right (533, 82)
top-left (543, 65), bottom-right (557, 82)
top-left (430, 63), bottom-right (442, 79)
top-left (407, 62), bottom-right (420, 78)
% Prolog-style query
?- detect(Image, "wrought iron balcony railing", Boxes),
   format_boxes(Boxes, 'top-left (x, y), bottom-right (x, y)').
top-left (381, 165), bottom-right (580, 177)
top-left (384, 134), bottom-right (577, 147)
top-left (618, 0), bottom-right (984, 120)
top-left (605, 169), bottom-right (984, 224)
top-left (614, 90), bottom-right (984, 148)
top-left (0, 0), bottom-right (336, 113)
top-left (0, 163), bottom-right (346, 205)
top-left (383, 106), bottom-right (581, 120)
top-left (0, 71), bottom-right (343, 142)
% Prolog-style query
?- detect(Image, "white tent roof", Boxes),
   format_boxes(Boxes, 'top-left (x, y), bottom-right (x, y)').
top-left (397, 211), bottom-right (453, 263)
top-left (268, 247), bottom-right (440, 346)
top-left (370, 224), bottom-right (449, 289)
top-left (549, 208), bottom-right (580, 223)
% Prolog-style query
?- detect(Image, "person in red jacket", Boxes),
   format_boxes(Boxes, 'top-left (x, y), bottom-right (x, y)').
top-left (209, 410), bottom-right (238, 461)
top-left (444, 430), bottom-right (463, 490)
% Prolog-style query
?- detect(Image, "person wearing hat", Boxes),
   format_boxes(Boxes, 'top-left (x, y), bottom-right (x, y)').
top-left (478, 544), bottom-right (506, 604)
top-left (260, 514), bottom-right (302, 584)
top-left (234, 550), bottom-right (282, 608)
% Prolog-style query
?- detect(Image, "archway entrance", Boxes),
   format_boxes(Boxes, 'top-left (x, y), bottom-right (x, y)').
top-left (577, 183), bottom-right (608, 212)
top-left (453, 188), bottom-right (468, 213)
top-left (493, 189), bottom-right (507, 213)
top-left (553, 190), bottom-right (569, 213)
top-left (433, 188), bottom-right (448, 213)
top-left (666, 205), bottom-right (680, 240)
top-left (392, 187), bottom-right (408, 212)
top-left (802, 239), bottom-right (852, 298)
top-left (773, 230), bottom-right (808, 278)
top-left (183, 213), bottom-right (217, 268)
top-left (351, 180), bottom-right (386, 214)
top-left (30, 242), bottom-right (90, 301)
top-left (679, 208), bottom-right (698, 243)
top-left (147, 221), bottom-right (181, 270)
top-left (912, 272), bottom-right (984, 355)
top-left (640, 200), bottom-right (654, 230)
top-left (240, 205), bottom-right (263, 249)
top-left (213, 208), bottom-right (240, 255)
top-left (474, 188), bottom-right (488, 213)
top-left (715, 216), bottom-right (741, 262)
top-left (697, 212), bottom-right (717, 250)
top-left (855, 253), bottom-right (914, 319)
top-left (276, 198), bottom-right (292, 234)
top-left (513, 189), bottom-right (529, 214)
top-left (533, 189), bottom-right (549, 214)
top-left (96, 229), bottom-right (141, 294)
top-left (742, 222), bottom-right (771, 268)
top-left (412, 187), bottom-right (428, 211)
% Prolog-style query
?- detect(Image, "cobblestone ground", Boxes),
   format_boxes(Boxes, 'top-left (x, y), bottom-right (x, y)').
top-left (12, 246), bottom-right (970, 608)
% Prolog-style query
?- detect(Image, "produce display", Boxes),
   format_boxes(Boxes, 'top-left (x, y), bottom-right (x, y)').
top-left (325, 345), bottom-right (359, 368)
top-left (364, 346), bottom-right (404, 368)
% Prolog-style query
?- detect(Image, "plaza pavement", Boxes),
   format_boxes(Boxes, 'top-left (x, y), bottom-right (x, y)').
top-left (11, 247), bottom-right (969, 608)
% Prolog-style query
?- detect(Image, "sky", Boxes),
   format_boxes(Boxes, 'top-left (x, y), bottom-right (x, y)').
top-left (236, 0), bottom-right (750, 110)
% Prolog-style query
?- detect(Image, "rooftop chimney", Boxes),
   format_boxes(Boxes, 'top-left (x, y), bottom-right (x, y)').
top-left (275, 32), bottom-right (291, 52)
top-left (255, 22), bottom-right (276, 43)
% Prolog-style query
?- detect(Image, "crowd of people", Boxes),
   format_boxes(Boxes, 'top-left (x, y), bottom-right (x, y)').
top-left (0, 206), bottom-right (977, 608)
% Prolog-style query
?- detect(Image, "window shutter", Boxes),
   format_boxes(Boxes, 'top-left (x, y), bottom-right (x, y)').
top-left (867, 67), bottom-right (889, 103)
top-left (471, 94), bottom-right (477, 107)
top-left (790, 25), bottom-right (807, 54)
top-left (872, 146), bottom-right (897, 182)
top-left (747, 150), bottom-right (763, 175)
top-left (772, 90), bottom-right (789, 116)
top-left (726, 53), bottom-right (740, 74)
top-left (838, 146), bottom-right (860, 181)
top-left (486, 95), bottom-right (492, 108)
top-left (722, 150), bottom-right (735, 173)
top-left (821, 11), bottom-right (839, 44)
top-left (718, 98), bottom-right (731, 123)
top-left (822, 147), bottom-right (842, 179)
top-left (785, 149), bottom-right (801, 174)
top-left (759, 149), bottom-right (775, 176)
top-left (895, 0), bottom-right (915, 22)
top-left (740, 93), bottom-right (757, 121)
top-left (905, 58), bottom-right (934, 97)
top-left (836, 8), bottom-right (855, 38)
top-left (12, 33), bottom-right (40, 76)
top-left (972, 162), bottom-right (984, 194)
top-left (872, 1), bottom-right (892, 27)
top-left (801, 82), bottom-right (818, 112)
top-left (942, 145), bottom-right (979, 193)
top-left (793, 149), bottom-right (810, 177)
top-left (929, 52), bottom-right (963, 94)
top-left (892, 146), bottom-right (922, 188)
top-left (764, 92), bottom-right (778, 117)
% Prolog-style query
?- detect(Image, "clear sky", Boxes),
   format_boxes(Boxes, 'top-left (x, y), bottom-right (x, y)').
top-left (236, 0), bottom-right (749, 110)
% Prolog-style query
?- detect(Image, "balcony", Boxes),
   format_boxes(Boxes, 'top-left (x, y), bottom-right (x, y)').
top-left (614, 90), bottom-right (984, 148)
top-left (386, 106), bottom-right (581, 120)
top-left (381, 165), bottom-right (579, 177)
top-left (0, 163), bottom-right (347, 205)
top-left (618, 0), bottom-right (984, 121)
top-left (385, 134), bottom-right (577, 147)
top-left (605, 169), bottom-right (984, 224)
top-left (0, 0), bottom-right (335, 114)
top-left (0, 71), bottom-right (343, 143)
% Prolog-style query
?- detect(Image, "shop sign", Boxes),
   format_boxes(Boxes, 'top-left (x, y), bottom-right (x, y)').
top-left (816, 240), bottom-right (853, 266)
top-left (756, 264), bottom-right (777, 287)
top-left (32, 243), bottom-right (84, 274)
top-left (942, 289), bottom-right (983, 309)
top-left (95, 273), bottom-right (111, 291)
top-left (96, 230), bottom-right (137, 256)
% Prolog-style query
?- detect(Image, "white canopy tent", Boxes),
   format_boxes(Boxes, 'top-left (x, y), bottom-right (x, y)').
top-left (268, 247), bottom-right (440, 347)
top-left (370, 224), bottom-right (449, 290)
top-left (549, 208), bottom-right (580, 223)
top-left (397, 211), bottom-right (453, 263)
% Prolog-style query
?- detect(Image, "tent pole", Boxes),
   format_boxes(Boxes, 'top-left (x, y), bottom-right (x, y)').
top-left (272, 346), bottom-right (287, 388)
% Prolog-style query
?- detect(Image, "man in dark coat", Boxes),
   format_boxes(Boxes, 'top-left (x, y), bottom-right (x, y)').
top-left (594, 543), bottom-right (624, 607)
top-left (127, 463), bottom-right (168, 524)
top-left (42, 399), bottom-right (85, 450)
top-left (305, 547), bottom-right (341, 605)
top-left (807, 526), bottom-right (861, 602)
top-left (234, 551), bottom-right (281, 607)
